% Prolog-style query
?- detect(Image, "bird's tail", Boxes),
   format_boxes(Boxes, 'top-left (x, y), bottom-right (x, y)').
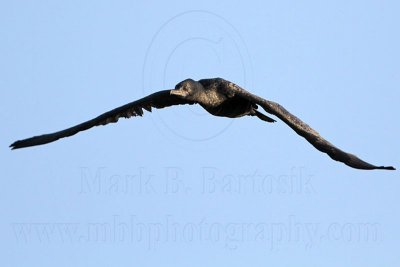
top-left (253, 110), bottom-right (276, 123)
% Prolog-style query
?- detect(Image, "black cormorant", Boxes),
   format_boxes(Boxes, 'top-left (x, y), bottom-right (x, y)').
top-left (10, 78), bottom-right (395, 170)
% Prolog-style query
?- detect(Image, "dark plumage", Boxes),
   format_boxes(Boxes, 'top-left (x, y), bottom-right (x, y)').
top-left (10, 78), bottom-right (395, 170)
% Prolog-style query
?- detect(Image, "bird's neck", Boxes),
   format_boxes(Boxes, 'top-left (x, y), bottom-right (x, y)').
top-left (195, 89), bottom-right (227, 107)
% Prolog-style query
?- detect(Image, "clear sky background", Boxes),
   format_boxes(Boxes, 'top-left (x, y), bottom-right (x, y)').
top-left (1, 0), bottom-right (399, 266)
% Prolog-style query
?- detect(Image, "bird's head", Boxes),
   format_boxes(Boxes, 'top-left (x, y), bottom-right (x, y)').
top-left (170, 79), bottom-right (204, 101)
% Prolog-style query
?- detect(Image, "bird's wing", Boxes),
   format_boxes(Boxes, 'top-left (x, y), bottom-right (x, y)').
top-left (10, 90), bottom-right (195, 149)
top-left (225, 81), bottom-right (395, 170)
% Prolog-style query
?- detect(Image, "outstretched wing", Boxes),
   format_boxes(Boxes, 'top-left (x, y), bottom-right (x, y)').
top-left (225, 80), bottom-right (395, 170)
top-left (10, 90), bottom-right (195, 149)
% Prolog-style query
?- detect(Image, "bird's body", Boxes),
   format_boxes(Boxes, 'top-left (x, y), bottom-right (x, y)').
top-left (10, 77), bottom-right (395, 171)
top-left (194, 79), bottom-right (273, 121)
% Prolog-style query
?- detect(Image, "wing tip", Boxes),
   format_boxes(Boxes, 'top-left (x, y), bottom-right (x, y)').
top-left (10, 137), bottom-right (42, 150)
top-left (376, 165), bottom-right (396, 171)
top-left (10, 141), bottom-right (24, 150)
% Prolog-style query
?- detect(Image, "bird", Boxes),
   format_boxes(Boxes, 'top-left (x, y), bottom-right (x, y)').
top-left (10, 77), bottom-right (395, 170)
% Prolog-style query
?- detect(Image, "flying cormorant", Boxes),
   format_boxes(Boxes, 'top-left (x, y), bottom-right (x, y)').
top-left (10, 78), bottom-right (395, 170)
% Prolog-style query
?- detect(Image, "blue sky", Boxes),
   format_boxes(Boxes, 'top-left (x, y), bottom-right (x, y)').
top-left (1, 0), bottom-right (399, 266)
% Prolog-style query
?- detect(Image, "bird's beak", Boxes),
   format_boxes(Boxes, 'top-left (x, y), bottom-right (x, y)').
top-left (170, 89), bottom-right (187, 97)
